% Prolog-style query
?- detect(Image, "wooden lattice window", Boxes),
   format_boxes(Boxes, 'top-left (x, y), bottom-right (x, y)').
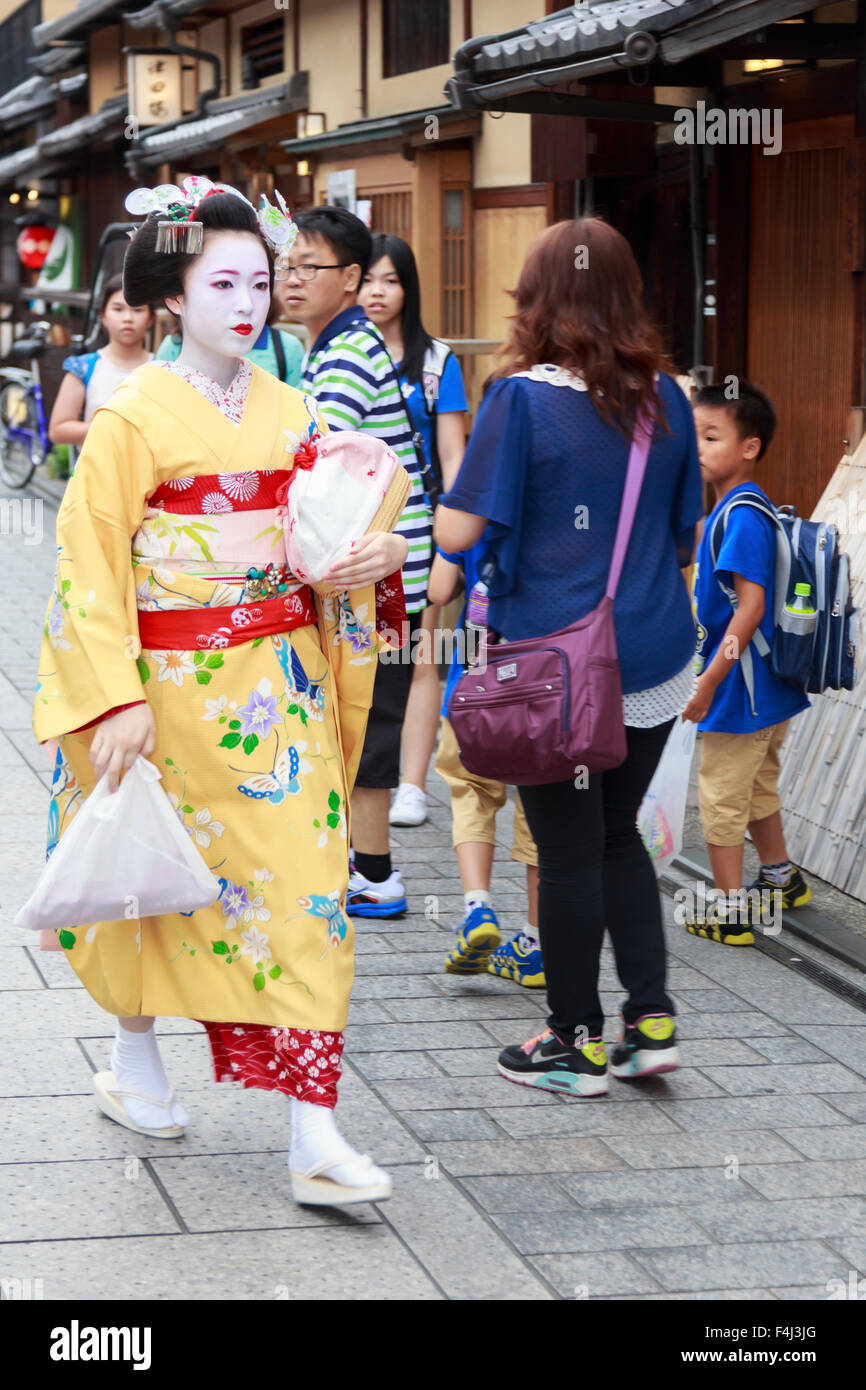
top-left (241, 18), bottom-right (284, 90)
top-left (442, 187), bottom-right (468, 338)
top-left (367, 190), bottom-right (412, 242)
top-left (382, 0), bottom-right (449, 78)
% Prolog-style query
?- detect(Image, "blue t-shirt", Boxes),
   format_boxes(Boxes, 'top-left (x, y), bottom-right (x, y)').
top-left (695, 482), bottom-right (810, 733)
top-left (440, 370), bottom-right (702, 695)
top-left (399, 347), bottom-right (468, 474)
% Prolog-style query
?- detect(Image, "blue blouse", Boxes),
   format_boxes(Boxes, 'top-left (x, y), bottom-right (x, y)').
top-left (440, 369), bottom-right (702, 695)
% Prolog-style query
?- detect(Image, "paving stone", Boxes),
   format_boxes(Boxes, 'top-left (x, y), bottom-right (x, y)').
top-left (739, 1159), bottom-right (866, 1201)
top-left (655, 1093), bottom-right (847, 1131)
top-left (0, 946), bottom-right (43, 990)
top-left (431, 1136), bottom-right (626, 1177)
top-left (375, 1076), bottom-right (559, 1110)
top-left (771, 1284), bottom-right (849, 1300)
top-left (686, 1196), bottom-right (866, 1243)
top-left (788, 1025), bottom-right (866, 1079)
top-left (344, 1000), bottom-right (396, 1025)
top-left (460, 1175), bottom-right (577, 1213)
top-left (0, 1160), bottom-right (179, 1240)
top-left (529, 1251), bottom-right (661, 1298)
top-left (823, 1238), bottom-right (866, 1279)
top-left (592, 1069), bottom-right (727, 1102)
top-left (381, 931), bottom-right (454, 953)
top-left (400, 1109), bottom-right (504, 1142)
top-left (619, 1288), bottom-right (777, 1301)
top-left (775, 1126), bottom-right (866, 1160)
top-left (0, 1228), bottom-right (442, 1300)
top-left (352, 935), bottom-right (393, 955)
top-left (558, 1167), bottom-right (757, 1210)
top-left (22, 945), bottom-right (82, 989)
top-left (632, 1240), bottom-right (850, 1292)
top-left (492, 1206), bottom-right (712, 1254)
top-left (380, 1163), bottom-right (552, 1299)
top-left (151, 1151), bottom-right (384, 1233)
top-left (353, 951), bottom-right (446, 976)
top-left (487, 1102), bottom-right (682, 1140)
top-left (343, 1020), bottom-right (492, 1052)
top-left (80, 1030), bottom-right (216, 1088)
top-left (0, 1036), bottom-right (94, 1097)
top-left (825, 1093), bottom-right (866, 1123)
top-left (384, 995), bottom-right (548, 1022)
top-left (677, 987), bottom-right (752, 1012)
top-left (631, 1038), bottom-right (765, 1067)
top-left (427, 1047), bottom-right (505, 1076)
top-left (346, 974), bottom-right (444, 1000)
top-left (672, 1011), bottom-right (791, 1039)
top-left (347, 1051), bottom-right (445, 1081)
top-left (700, 1062), bottom-right (866, 1096)
top-left (743, 1035), bottom-right (835, 1065)
top-left (603, 1129), bottom-right (803, 1171)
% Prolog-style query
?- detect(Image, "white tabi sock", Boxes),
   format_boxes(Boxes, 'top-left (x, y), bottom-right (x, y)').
top-left (110, 1022), bottom-right (190, 1130)
top-left (288, 1098), bottom-right (387, 1187)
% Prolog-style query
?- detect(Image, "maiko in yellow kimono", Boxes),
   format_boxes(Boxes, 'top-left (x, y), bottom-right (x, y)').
top-left (34, 361), bottom-right (408, 1099)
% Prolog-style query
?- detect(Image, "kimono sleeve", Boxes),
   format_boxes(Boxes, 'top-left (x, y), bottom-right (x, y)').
top-left (34, 408), bottom-right (155, 742)
top-left (440, 377), bottom-right (530, 597)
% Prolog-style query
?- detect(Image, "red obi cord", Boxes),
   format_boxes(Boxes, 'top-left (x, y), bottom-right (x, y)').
top-left (200, 1022), bottom-right (344, 1108)
top-left (138, 586), bottom-right (318, 652)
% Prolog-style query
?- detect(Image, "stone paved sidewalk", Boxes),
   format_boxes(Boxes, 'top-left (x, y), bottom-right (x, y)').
top-left (2, 486), bottom-right (866, 1301)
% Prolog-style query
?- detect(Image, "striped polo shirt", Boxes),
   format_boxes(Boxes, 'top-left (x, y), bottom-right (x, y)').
top-left (301, 305), bottom-right (431, 612)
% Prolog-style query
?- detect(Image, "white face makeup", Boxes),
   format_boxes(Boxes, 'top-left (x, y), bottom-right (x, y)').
top-left (166, 231), bottom-right (271, 363)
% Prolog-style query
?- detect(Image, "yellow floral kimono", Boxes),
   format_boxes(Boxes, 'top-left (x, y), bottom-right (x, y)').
top-left (34, 362), bottom-right (408, 1041)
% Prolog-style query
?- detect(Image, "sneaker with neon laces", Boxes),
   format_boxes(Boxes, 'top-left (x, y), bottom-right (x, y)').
top-left (346, 869), bottom-right (407, 918)
top-left (487, 933), bottom-right (546, 988)
top-left (498, 1028), bottom-right (608, 1097)
top-left (747, 863), bottom-right (811, 910)
top-left (610, 1013), bottom-right (679, 1079)
top-left (389, 783), bottom-right (428, 827)
top-left (444, 904), bottom-right (501, 975)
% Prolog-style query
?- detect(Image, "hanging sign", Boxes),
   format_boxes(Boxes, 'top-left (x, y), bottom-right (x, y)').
top-left (128, 52), bottom-right (183, 128)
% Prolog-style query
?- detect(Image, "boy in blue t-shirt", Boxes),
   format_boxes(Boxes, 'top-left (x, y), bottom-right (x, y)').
top-left (682, 382), bottom-right (811, 945)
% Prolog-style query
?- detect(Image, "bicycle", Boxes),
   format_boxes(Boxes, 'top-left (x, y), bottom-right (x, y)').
top-left (0, 321), bottom-right (53, 489)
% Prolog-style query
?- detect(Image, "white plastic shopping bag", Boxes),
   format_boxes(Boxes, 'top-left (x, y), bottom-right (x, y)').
top-left (637, 717), bottom-right (697, 876)
top-left (15, 757), bottom-right (220, 932)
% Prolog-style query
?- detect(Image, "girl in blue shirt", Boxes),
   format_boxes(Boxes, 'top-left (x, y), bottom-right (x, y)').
top-left (359, 234), bottom-right (468, 830)
top-left (437, 217), bottom-right (702, 1096)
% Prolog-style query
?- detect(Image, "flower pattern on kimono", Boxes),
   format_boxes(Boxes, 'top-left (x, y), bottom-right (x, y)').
top-left (202, 694), bottom-right (228, 721)
top-left (201, 491), bottom-right (233, 514)
top-left (221, 881), bottom-right (251, 928)
top-left (153, 650), bottom-right (196, 687)
top-left (273, 637), bottom-right (326, 721)
top-left (47, 600), bottom-right (72, 650)
top-left (190, 807), bottom-right (225, 848)
top-left (335, 593), bottom-right (374, 655)
top-left (164, 475), bottom-right (195, 491)
top-left (219, 471), bottom-right (260, 502)
top-left (237, 680), bottom-right (281, 739)
top-left (136, 580), bottom-right (159, 612)
top-left (240, 925), bottom-right (271, 960)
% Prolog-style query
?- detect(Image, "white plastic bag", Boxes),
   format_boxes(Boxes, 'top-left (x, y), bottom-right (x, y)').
top-left (15, 757), bottom-right (220, 932)
top-left (637, 717), bottom-right (697, 876)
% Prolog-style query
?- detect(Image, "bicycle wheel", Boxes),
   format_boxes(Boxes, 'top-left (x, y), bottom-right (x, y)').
top-left (0, 382), bottom-right (42, 488)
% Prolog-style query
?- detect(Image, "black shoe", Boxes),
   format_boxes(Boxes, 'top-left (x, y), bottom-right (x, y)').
top-left (497, 1028), bottom-right (608, 1097)
top-left (610, 1014), bottom-right (679, 1079)
top-left (748, 864), bottom-right (811, 910)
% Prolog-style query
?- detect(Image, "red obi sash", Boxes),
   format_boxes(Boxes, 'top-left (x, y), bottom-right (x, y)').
top-left (138, 586), bottom-right (318, 652)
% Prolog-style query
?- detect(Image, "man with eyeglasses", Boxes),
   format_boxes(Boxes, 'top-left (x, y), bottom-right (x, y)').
top-left (284, 205), bottom-right (432, 920)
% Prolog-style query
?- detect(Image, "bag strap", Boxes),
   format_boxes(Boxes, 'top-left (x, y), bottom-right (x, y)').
top-left (605, 411), bottom-right (653, 600)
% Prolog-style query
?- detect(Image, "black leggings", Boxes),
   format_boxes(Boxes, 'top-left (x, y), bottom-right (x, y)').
top-left (518, 720), bottom-right (675, 1043)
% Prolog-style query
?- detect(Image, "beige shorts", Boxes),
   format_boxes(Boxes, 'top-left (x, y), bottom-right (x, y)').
top-left (698, 721), bottom-right (790, 847)
top-left (435, 718), bottom-right (538, 866)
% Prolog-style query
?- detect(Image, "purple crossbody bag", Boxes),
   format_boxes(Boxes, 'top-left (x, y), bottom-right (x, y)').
top-left (449, 415), bottom-right (652, 786)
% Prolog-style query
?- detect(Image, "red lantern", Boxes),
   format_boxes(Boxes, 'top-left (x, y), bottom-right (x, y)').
top-left (17, 224), bottom-right (55, 270)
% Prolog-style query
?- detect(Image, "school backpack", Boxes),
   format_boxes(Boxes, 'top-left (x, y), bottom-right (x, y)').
top-left (708, 490), bottom-right (860, 706)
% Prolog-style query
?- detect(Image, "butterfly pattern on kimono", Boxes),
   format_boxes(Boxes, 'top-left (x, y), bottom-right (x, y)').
top-left (273, 636), bottom-right (326, 721)
top-left (237, 742), bottom-right (312, 804)
top-left (297, 891), bottom-right (349, 958)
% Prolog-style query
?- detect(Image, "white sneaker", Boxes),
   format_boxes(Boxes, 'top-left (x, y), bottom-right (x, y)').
top-left (389, 782), bottom-right (428, 826)
top-left (346, 869), bottom-right (407, 918)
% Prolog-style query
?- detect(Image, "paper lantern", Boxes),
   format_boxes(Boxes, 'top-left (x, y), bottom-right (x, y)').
top-left (17, 224), bottom-right (56, 270)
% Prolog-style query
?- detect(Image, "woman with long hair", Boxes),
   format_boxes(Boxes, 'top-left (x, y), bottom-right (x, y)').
top-left (436, 218), bottom-right (702, 1095)
top-left (359, 234), bottom-right (468, 828)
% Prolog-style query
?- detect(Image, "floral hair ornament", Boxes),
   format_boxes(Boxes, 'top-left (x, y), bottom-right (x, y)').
top-left (124, 175), bottom-right (297, 255)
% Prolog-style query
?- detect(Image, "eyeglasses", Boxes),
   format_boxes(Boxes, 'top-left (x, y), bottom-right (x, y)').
top-left (275, 260), bottom-right (351, 283)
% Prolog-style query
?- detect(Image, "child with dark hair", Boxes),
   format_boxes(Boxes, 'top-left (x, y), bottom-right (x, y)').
top-left (682, 380), bottom-right (811, 945)
top-left (48, 274), bottom-right (154, 449)
top-left (359, 233), bottom-right (468, 829)
top-left (32, 178), bottom-right (409, 1207)
top-left (286, 207), bottom-right (432, 918)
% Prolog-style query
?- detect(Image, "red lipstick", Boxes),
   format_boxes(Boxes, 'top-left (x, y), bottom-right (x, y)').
top-left (232, 324), bottom-right (253, 336)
